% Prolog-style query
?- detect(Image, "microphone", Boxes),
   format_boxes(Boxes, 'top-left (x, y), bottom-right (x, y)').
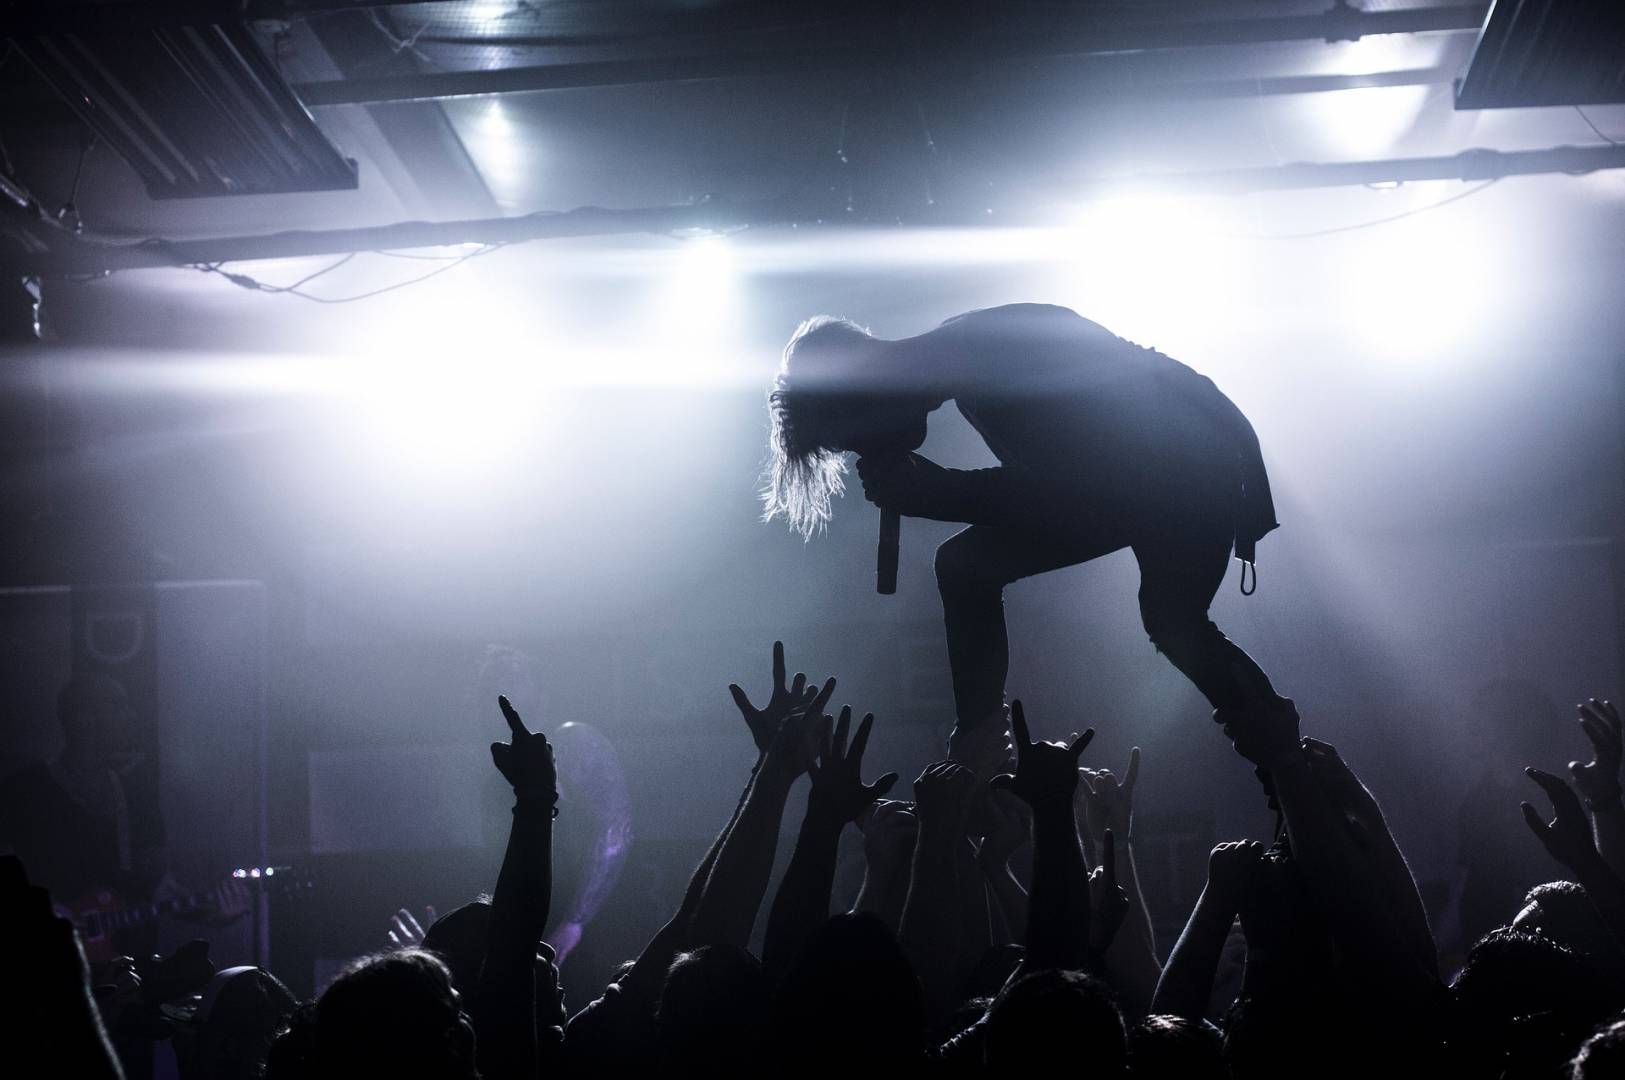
top-left (857, 445), bottom-right (909, 596)
top-left (877, 506), bottom-right (900, 595)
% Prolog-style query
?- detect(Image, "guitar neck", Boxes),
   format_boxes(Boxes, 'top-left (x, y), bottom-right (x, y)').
top-left (75, 867), bottom-right (300, 937)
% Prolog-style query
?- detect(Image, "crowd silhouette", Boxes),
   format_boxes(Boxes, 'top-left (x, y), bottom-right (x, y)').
top-left (4, 636), bottom-right (1623, 1079)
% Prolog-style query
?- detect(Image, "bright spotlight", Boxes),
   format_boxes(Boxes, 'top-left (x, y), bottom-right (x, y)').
top-left (337, 278), bottom-right (556, 484)
top-left (1307, 84), bottom-right (1432, 159)
top-left (648, 235), bottom-right (742, 376)
top-left (1059, 192), bottom-right (1248, 350)
top-left (460, 97), bottom-right (526, 202)
top-left (467, 3), bottom-right (513, 30)
top-left (1329, 187), bottom-right (1499, 370)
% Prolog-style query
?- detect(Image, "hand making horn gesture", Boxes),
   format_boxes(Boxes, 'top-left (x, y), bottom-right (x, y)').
top-left (990, 699), bottom-right (1094, 809)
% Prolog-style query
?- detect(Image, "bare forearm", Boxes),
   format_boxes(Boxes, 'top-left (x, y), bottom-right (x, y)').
top-left (1026, 802), bottom-right (1090, 970)
top-left (764, 809), bottom-right (843, 976)
top-left (853, 854), bottom-right (912, 932)
top-left (1593, 803), bottom-right (1625, 880)
top-left (625, 767), bottom-right (754, 997)
top-left (689, 768), bottom-right (795, 948)
top-left (980, 854), bottom-right (1028, 946)
top-left (1151, 890), bottom-right (1233, 1020)
top-left (900, 827), bottom-right (964, 1004)
top-left (1104, 844), bottom-right (1162, 1015)
top-left (1119, 843), bottom-right (1158, 958)
top-left (955, 839), bottom-right (994, 967)
top-left (1270, 759), bottom-right (1432, 987)
top-left (477, 802), bottom-right (553, 1080)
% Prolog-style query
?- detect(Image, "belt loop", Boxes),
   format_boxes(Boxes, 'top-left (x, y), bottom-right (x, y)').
top-left (1240, 559), bottom-right (1257, 596)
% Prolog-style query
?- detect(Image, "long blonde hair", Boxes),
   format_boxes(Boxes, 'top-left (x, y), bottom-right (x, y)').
top-left (761, 315), bottom-right (874, 539)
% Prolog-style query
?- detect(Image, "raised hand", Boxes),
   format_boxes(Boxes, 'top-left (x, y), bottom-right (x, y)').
top-left (1205, 839), bottom-right (1264, 911)
top-left (808, 706), bottom-right (900, 824)
top-left (1569, 698), bottom-right (1622, 810)
top-left (492, 695), bottom-right (557, 802)
top-left (913, 760), bottom-right (979, 834)
top-left (978, 789), bottom-right (1031, 872)
top-left (388, 905), bottom-right (436, 949)
top-left (858, 799), bottom-right (919, 861)
top-left (1088, 828), bottom-right (1130, 956)
top-left (1079, 746), bottom-right (1140, 846)
top-left (990, 699), bottom-right (1093, 809)
top-left (1523, 767), bottom-right (1604, 873)
top-left (728, 641), bottom-right (821, 757)
top-left (760, 676), bottom-right (837, 785)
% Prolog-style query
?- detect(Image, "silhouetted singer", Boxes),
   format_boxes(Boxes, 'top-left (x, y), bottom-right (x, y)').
top-left (763, 303), bottom-right (1282, 734)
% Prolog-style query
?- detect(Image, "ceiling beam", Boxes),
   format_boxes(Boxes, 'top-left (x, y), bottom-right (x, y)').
top-left (289, 5), bottom-right (1491, 106)
top-left (0, 1), bottom-right (467, 34)
top-left (13, 141), bottom-right (1625, 276)
top-left (1089, 144), bottom-right (1625, 195)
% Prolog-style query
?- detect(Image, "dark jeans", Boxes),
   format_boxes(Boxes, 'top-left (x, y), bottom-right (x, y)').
top-left (935, 486), bottom-right (1276, 730)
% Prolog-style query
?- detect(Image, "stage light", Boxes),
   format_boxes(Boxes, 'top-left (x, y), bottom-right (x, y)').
top-left (1060, 192), bottom-right (1248, 351)
top-left (334, 273), bottom-right (558, 484)
top-left (467, 3), bottom-right (514, 30)
top-left (647, 234), bottom-right (743, 383)
top-left (459, 97), bottom-right (526, 202)
top-left (1307, 84), bottom-right (1432, 158)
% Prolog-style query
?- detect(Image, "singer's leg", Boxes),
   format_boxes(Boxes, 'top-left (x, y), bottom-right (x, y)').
top-left (1133, 520), bottom-right (1277, 711)
top-left (936, 524), bottom-right (1125, 732)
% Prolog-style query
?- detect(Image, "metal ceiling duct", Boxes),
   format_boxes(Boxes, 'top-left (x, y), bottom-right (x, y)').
top-left (10, 18), bottom-right (358, 199)
top-left (1455, 0), bottom-right (1625, 108)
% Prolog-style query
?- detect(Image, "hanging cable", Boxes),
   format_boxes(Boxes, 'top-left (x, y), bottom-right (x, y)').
top-left (1235, 177), bottom-right (1500, 240)
top-left (56, 134), bottom-right (97, 235)
top-left (191, 245), bottom-right (502, 304)
top-left (1575, 105), bottom-right (1620, 146)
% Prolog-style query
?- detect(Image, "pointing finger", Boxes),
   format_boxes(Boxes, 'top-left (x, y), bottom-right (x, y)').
top-left (834, 705), bottom-right (853, 760)
top-left (1010, 700), bottom-right (1031, 752)
top-left (772, 641), bottom-right (786, 689)
top-left (499, 695), bottom-right (529, 737)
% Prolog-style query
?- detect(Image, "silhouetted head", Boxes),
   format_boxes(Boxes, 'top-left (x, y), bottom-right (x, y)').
top-left (1571, 1017), bottom-right (1625, 1079)
top-left (1513, 882), bottom-right (1624, 968)
top-left (186, 966), bottom-right (299, 1080)
top-left (656, 945), bottom-right (769, 1078)
top-left (1452, 928), bottom-right (1620, 1077)
top-left (983, 969), bottom-right (1125, 1076)
top-left (270, 949), bottom-right (475, 1080)
top-left (774, 913), bottom-right (925, 1070)
top-left (421, 899), bottom-right (492, 995)
top-left (1129, 1014), bottom-right (1224, 1079)
top-left (764, 316), bottom-right (932, 538)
